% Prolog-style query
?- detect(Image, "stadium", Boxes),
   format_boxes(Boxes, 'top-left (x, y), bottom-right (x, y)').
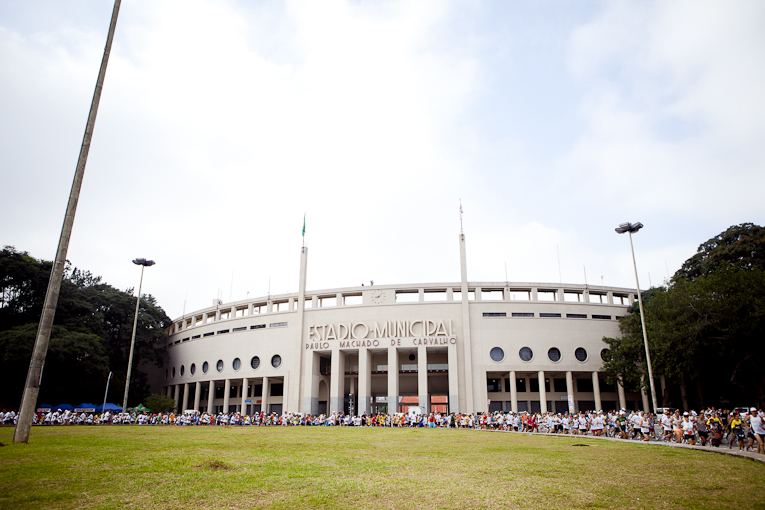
top-left (153, 234), bottom-right (648, 416)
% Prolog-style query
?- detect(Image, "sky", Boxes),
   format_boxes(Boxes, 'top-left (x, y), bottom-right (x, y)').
top-left (2, 0), bottom-right (764, 319)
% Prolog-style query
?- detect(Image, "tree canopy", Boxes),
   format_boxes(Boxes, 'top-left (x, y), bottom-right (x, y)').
top-left (601, 225), bottom-right (765, 409)
top-left (0, 246), bottom-right (170, 409)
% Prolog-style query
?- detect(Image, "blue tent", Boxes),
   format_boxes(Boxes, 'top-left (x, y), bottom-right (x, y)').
top-left (94, 403), bottom-right (123, 413)
top-left (74, 403), bottom-right (97, 412)
top-left (53, 403), bottom-right (73, 411)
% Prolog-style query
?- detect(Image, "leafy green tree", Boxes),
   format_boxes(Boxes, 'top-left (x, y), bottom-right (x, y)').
top-left (602, 225), bottom-right (765, 409)
top-left (144, 393), bottom-right (176, 414)
top-left (0, 246), bottom-right (170, 409)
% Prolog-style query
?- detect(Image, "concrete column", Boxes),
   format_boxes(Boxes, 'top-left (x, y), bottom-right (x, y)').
top-left (606, 291), bottom-right (614, 305)
top-left (538, 371), bottom-right (547, 413)
top-left (358, 349), bottom-right (371, 415)
top-left (509, 370), bottom-right (518, 413)
top-left (173, 385), bottom-right (180, 412)
top-left (329, 350), bottom-right (345, 414)
top-left (565, 371), bottom-right (574, 414)
top-left (458, 234), bottom-right (475, 413)
top-left (349, 375), bottom-right (356, 415)
top-left (617, 376), bottom-right (626, 410)
top-left (418, 345), bottom-right (428, 413)
top-left (223, 378), bottom-right (231, 413)
top-left (262, 377), bottom-right (270, 414)
top-left (448, 342), bottom-right (459, 414)
top-left (193, 381), bottom-right (201, 411)
top-left (557, 288), bottom-right (565, 302)
top-left (208, 380), bottom-right (215, 413)
top-left (241, 378), bottom-right (249, 415)
top-left (387, 346), bottom-right (399, 414)
top-left (182, 383), bottom-right (190, 412)
top-left (592, 372), bottom-right (602, 411)
top-left (418, 288), bottom-right (424, 302)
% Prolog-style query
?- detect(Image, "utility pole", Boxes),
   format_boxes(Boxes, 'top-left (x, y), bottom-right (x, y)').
top-left (13, 0), bottom-right (122, 443)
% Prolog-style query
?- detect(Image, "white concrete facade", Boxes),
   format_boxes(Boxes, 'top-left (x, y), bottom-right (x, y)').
top-left (152, 236), bottom-right (648, 415)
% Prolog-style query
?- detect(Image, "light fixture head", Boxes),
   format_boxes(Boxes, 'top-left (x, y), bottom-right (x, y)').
top-left (615, 222), bottom-right (644, 234)
top-left (132, 258), bottom-right (156, 266)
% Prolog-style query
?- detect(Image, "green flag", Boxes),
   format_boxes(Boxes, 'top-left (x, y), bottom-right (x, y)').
top-left (302, 214), bottom-right (305, 237)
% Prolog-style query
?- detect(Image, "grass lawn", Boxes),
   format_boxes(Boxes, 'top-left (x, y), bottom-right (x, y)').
top-left (1, 426), bottom-right (764, 509)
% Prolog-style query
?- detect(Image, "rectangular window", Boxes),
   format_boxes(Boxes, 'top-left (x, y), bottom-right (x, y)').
top-left (273, 301), bottom-right (288, 312)
top-left (343, 294), bottom-right (362, 306)
top-left (516, 378), bottom-right (527, 392)
top-left (203, 332), bottom-right (214, 337)
top-left (235, 308), bottom-right (246, 317)
top-left (616, 316), bottom-right (625, 320)
top-left (395, 291), bottom-right (419, 302)
top-left (230, 386), bottom-right (238, 399)
top-left (482, 312), bottom-right (506, 317)
top-left (233, 326), bottom-right (247, 332)
top-left (217, 329), bottom-right (229, 334)
top-left (453, 290), bottom-right (461, 301)
top-left (487, 378), bottom-right (502, 392)
top-left (269, 322), bottom-right (288, 328)
top-left (191, 335), bottom-right (200, 339)
top-left (553, 379), bottom-right (567, 392)
top-left (215, 387), bottom-right (224, 399)
top-left (253, 384), bottom-right (263, 397)
top-left (613, 294), bottom-right (628, 305)
top-left (512, 312), bottom-right (534, 317)
top-left (577, 379), bottom-right (594, 392)
top-left (270, 383), bottom-right (284, 397)
top-left (564, 291), bottom-right (581, 302)
top-left (537, 290), bottom-right (557, 302)
top-left (539, 313), bottom-right (561, 318)
top-left (592, 314), bottom-right (612, 320)
top-left (319, 296), bottom-right (336, 307)
top-left (173, 340), bottom-right (180, 345)
top-left (320, 357), bottom-right (331, 375)
top-left (250, 324), bottom-right (266, 330)
top-left (219, 310), bottom-right (231, 320)
top-left (589, 293), bottom-right (605, 304)
top-left (481, 289), bottom-right (504, 301)
top-left (252, 304), bottom-right (264, 314)
top-left (507, 289), bottom-right (530, 301)
top-left (206, 315), bottom-right (215, 324)
top-left (529, 378), bottom-right (551, 392)
top-left (566, 313), bottom-right (587, 319)
top-left (304, 299), bottom-right (313, 309)
top-left (504, 378), bottom-right (511, 393)
top-left (423, 290), bottom-right (447, 301)
top-left (181, 337), bottom-right (189, 342)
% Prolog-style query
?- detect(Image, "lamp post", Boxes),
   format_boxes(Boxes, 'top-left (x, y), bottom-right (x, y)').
top-left (615, 222), bottom-right (658, 413)
top-left (122, 258), bottom-right (155, 411)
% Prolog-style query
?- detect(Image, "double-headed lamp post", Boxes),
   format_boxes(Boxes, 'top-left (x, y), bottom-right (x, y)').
top-left (122, 258), bottom-right (155, 411)
top-left (615, 222), bottom-right (658, 413)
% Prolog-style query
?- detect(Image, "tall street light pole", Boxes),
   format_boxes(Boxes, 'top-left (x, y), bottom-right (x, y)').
top-left (615, 222), bottom-right (658, 413)
top-left (122, 258), bottom-right (155, 411)
top-left (13, 0), bottom-right (122, 444)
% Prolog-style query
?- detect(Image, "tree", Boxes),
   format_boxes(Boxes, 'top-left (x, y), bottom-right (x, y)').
top-left (0, 246), bottom-right (171, 409)
top-left (144, 394), bottom-right (176, 414)
top-left (601, 223), bottom-right (765, 409)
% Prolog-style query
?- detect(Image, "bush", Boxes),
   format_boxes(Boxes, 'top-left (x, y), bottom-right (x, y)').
top-left (144, 394), bottom-right (176, 414)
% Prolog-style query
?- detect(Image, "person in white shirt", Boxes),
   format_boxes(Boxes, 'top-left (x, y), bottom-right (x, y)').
top-left (681, 413), bottom-right (696, 445)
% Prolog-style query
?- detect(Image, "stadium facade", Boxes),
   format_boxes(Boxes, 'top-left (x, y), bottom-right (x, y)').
top-left (153, 235), bottom-right (650, 416)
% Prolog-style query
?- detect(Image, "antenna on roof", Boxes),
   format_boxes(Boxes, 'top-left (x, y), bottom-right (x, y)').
top-left (459, 199), bottom-right (464, 235)
top-left (583, 265), bottom-right (588, 288)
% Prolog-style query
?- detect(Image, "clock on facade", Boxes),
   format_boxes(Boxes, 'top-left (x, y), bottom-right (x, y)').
top-left (370, 289), bottom-right (386, 304)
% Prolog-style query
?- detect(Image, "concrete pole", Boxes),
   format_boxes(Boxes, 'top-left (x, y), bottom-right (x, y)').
top-left (329, 350), bottom-right (344, 414)
top-left (14, 0), bottom-right (122, 444)
top-left (173, 385), bottom-right (180, 412)
top-left (617, 377), bottom-right (627, 410)
top-left (447, 342), bottom-right (460, 414)
top-left (358, 349), bottom-right (371, 415)
top-left (182, 383), bottom-right (189, 412)
top-left (459, 234), bottom-right (475, 412)
top-left (262, 377), bottom-right (270, 415)
top-left (123, 264), bottom-right (147, 411)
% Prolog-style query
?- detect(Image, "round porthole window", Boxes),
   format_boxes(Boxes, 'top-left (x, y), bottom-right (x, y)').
top-left (202, 361), bottom-right (209, 374)
top-left (233, 358), bottom-right (241, 371)
top-left (519, 347), bottom-right (533, 362)
top-left (490, 347), bottom-right (504, 362)
top-left (216, 359), bottom-right (224, 372)
top-left (548, 347), bottom-right (561, 362)
top-left (271, 355), bottom-right (282, 368)
top-left (408, 353), bottom-right (416, 361)
top-left (190, 363), bottom-right (196, 375)
top-left (180, 365), bottom-right (185, 376)
top-left (251, 356), bottom-right (260, 370)
top-left (600, 348), bottom-right (610, 361)
top-left (172, 367), bottom-right (175, 378)
top-left (575, 347), bottom-right (587, 362)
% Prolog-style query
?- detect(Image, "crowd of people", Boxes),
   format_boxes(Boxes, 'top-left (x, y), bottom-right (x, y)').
top-left (3, 406), bottom-right (763, 455)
